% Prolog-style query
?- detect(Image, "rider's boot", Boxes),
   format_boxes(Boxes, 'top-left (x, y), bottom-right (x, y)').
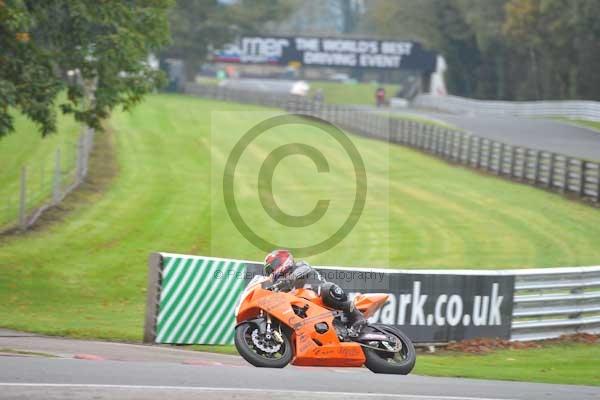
top-left (346, 307), bottom-right (367, 337)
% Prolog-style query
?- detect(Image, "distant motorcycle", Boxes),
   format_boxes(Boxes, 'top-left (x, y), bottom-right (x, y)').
top-left (234, 276), bottom-right (416, 374)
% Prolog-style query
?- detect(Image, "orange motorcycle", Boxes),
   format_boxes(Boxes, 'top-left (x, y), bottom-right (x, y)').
top-left (234, 276), bottom-right (416, 374)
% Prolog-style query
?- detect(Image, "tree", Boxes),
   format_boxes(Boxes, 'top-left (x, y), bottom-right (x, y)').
top-left (366, 0), bottom-right (600, 101)
top-left (164, 0), bottom-right (295, 81)
top-left (0, 0), bottom-right (172, 137)
top-left (504, 0), bottom-right (600, 100)
top-left (162, 0), bottom-right (229, 81)
top-left (365, 0), bottom-right (482, 97)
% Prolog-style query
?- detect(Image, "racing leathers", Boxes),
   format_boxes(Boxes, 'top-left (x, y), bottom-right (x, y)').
top-left (272, 260), bottom-right (367, 334)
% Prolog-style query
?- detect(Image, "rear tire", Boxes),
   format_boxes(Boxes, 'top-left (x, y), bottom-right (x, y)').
top-left (234, 321), bottom-right (292, 368)
top-left (363, 326), bottom-right (416, 375)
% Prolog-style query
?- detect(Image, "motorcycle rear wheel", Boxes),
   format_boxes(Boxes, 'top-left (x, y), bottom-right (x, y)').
top-left (234, 321), bottom-right (293, 368)
top-left (362, 326), bottom-right (416, 375)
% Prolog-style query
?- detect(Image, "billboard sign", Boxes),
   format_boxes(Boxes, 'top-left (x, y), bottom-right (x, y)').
top-left (213, 36), bottom-right (438, 72)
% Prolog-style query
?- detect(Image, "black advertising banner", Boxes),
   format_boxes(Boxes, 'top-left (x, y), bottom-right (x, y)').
top-left (243, 264), bottom-right (514, 343)
top-left (213, 36), bottom-right (438, 72)
top-left (317, 269), bottom-right (515, 343)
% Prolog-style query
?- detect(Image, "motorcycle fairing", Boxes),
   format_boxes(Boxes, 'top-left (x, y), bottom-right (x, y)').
top-left (236, 286), bottom-right (365, 367)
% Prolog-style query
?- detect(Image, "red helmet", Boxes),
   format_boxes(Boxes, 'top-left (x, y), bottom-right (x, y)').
top-left (264, 249), bottom-right (294, 279)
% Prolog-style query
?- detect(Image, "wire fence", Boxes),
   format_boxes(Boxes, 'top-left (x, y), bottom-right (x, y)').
top-left (1, 127), bottom-right (95, 233)
top-left (185, 83), bottom-right (600, 206)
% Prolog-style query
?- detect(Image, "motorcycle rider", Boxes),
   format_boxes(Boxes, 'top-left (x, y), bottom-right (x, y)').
top-left (263, 249), bottom-right (367, 335)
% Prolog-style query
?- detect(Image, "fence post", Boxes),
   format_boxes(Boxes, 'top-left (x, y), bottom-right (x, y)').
top-left (442, 129), bottom-right (449, 157)
top-left (510, 147), bottom-right (517, 178)
top-left (40, 159), bottom-right (45, 197)
top-left (457, 133), bottom-right (464, 162)
top-left (19, 166), bottom-right (27, 230)
top-left (596, 164), bottom-right (600, 202)
top-left (534, 151), bottom-right (541, 185)
top-left (427, 125), bottom-right (435, 152)
top-left (579, 161), bottom-right (586, 197)
top-left (390, 118), bottom-right (399, 143)
top-left (432, 127), bottom-right (439, 154)
top-left (548, 153), bottom-right (556, 189)
top-left (74, 134), bottom-right (81, 184)
top-left (465, 135), bottom-right (472, 166)
top-left (562, 158), bottom-right (570, 193)
top-left (475, 137), bottom-right (482, 168)
top-left (427, 126), bottom-right (434, 152)
top-left (498, 144), bottom-right (506, 175)
top-left (144, 253), bottom-right (163, 343)
top-left (487, 140), bottom-right (494, 171)
top-left (52, 149), bottom-right (61, 205)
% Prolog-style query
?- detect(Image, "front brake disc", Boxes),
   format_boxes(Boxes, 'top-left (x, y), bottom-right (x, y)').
top-left (251, 329), bottom-right (281, 354)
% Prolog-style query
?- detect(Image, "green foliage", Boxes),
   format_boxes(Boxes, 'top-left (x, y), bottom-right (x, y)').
top-left (164, 0), bottom-right (294, 80)
top-left (0, 1), bottom-right (63, 136)
top-left (163, 0), bottom-right (230, 80)
top-left (503, 0), bottom-right (600, 100)
top-left (366, 0), bottom-right (484, 97)
top-left (0, 0), bottom-right (172, 137)
top-left (365, 0), bottom-right (600, 101)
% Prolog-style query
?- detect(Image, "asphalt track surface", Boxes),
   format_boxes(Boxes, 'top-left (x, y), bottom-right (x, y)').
top-left (391, 109), bottom-right (600, 162)
top-left (1, 330), bottom-right (598, 400)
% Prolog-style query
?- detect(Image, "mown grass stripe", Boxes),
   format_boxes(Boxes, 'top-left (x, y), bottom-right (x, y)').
top-left (156, 257), bottom-right (195, 333)
top-left (161, 258), bottom-right (207, 343)
top-left (177, 260), bottom-right (227, 343)
top-left (191, 262), bottom-right (241, 343)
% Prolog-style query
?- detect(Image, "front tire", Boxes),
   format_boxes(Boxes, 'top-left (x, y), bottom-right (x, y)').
top-left (363, 326), bottom-right (416, 375)
top-left (234, 321), bottom-right (292, 368)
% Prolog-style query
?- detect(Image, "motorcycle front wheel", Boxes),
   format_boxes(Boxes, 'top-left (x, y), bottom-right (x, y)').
top-left (234, 321), bottom-right (293, 368)
top-left (362, 325), bottom-right (416, 375)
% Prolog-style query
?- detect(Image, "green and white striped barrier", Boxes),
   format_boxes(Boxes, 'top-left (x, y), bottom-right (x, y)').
top-left (144, 252), bottom-right (600, 345)
top-left (144, 252), bottom-right (260, 344)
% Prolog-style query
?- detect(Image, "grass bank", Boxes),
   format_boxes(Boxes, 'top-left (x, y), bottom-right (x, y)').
top-left (308, 80), bottom-right (400, 105)
top-left (2, 93), bottom-right (600, 340)
top-left (415, 342), bottom-right (600, 386)
top-left (0, 107), bottom-right (81, 228)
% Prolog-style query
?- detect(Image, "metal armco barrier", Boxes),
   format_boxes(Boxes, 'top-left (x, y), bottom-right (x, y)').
top-left (511, 266), bottom-right (600, 341)
top-left (144, 252), bottom-right (600, 344)
top-left (184, 83), bottom-right (600, 205)
top-left (414, 94), bottom-right (600, 121)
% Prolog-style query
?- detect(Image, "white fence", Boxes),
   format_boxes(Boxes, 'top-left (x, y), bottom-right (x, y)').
top-left (414, 94), bottom-right (600, 121)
